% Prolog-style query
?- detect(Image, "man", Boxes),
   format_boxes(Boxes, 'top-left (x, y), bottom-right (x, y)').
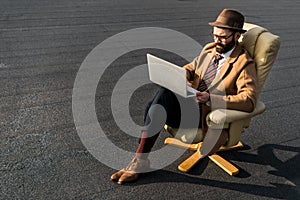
top-left (111, 9), bottom-right (257, 184)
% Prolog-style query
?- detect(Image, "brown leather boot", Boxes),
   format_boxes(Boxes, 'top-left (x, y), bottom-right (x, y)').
top-left (110, 157), bottom-right (150, 184)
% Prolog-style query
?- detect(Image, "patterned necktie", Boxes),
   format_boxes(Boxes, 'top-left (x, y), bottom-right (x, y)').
top-left (198, 54), bottom-right (223, 92)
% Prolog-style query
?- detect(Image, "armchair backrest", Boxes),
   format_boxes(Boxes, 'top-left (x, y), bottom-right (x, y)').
top-left (239, 23), bottom-right (281, 97)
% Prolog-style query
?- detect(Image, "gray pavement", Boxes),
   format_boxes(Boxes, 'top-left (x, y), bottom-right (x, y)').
top-left (0, 0), bottom-right (299, 199)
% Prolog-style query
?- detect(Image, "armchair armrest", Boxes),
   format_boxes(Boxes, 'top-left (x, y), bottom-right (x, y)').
top-left (207, 101), bottom-right (266, 126)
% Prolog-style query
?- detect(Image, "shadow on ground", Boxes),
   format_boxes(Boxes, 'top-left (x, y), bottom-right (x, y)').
top-left (116, 143), bottom-right (299, 199)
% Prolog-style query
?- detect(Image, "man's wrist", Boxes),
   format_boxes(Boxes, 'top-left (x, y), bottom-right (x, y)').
top-left (205, 91), bottom-right (211, 106)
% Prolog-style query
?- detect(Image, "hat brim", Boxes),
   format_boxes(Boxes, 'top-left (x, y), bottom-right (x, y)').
top-left (209, 21), bottom-right (247, 33)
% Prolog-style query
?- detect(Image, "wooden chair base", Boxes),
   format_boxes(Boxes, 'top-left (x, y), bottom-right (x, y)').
top-left (164, 137), bottom-right (243, 176)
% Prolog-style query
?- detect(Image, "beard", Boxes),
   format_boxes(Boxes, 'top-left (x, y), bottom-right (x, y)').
top-left (216, 38), bottom-right (236, 54)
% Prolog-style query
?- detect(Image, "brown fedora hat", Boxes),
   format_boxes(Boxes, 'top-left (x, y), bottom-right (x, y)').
top-left (209, 9), bottom-right (246, 33)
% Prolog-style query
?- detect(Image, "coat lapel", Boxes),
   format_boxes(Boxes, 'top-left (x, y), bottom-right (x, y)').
top-left (208, 44), bottom-right (243, 90)
top-left (200, 47), bottom-right (216, 78)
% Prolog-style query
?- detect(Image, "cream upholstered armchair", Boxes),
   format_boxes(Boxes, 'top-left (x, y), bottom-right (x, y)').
top-left (164, 23), bottom-right (281, 175)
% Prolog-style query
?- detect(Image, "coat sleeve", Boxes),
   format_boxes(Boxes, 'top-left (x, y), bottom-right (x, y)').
top-left (183, 56), bottom-right (199, 81)
top-left (210, 61), bottom-right (257, 113)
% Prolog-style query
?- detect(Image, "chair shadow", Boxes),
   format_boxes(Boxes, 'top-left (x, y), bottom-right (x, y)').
top-left (121, 143), bottom-right (299, 199)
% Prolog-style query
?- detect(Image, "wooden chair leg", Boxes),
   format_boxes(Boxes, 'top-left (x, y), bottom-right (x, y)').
top-left (208, 154), bottom-right (239, 176)
top-left (218, 141), bottom-right (244, 152)
top-left (178, 151), bottom-right (205, 172)
top-left (164, 138), bottom-right (243, 152)
top-left (164, 137), bottom-right (243, 174)
top-left (164, 138), bottom-right (198, 151)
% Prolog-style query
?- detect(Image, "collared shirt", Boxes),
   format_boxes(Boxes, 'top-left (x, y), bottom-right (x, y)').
top-left (215, 47), bottom-right (235, 77)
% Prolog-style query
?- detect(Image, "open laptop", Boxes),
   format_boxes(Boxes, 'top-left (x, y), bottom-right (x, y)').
top-left (147, 53), bottom-right (198, 98)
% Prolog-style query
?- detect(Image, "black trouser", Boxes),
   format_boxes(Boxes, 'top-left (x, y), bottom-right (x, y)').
top-left (137, 87), bottom-right (202, 156)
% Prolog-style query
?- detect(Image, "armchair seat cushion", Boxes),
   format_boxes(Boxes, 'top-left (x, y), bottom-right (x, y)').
top-left (165, 125), bottom-right (204, 143)
top-left (207, 101), bottom-right (266, 126)
top-left (165, 101), bottom-right (265, 143)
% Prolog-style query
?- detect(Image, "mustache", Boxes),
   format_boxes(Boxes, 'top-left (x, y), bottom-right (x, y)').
top-left (216, 42), bottom-right (225, 48)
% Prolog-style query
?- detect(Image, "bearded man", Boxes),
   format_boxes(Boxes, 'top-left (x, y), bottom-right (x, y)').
top-left (111, 9), bottom-right (257, 184)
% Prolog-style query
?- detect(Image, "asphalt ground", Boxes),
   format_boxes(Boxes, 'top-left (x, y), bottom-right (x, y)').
top-left (0, 0), bottom-right (299, 199)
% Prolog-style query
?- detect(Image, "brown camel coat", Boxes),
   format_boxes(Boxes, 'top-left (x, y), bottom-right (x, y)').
top-left (183, 42), bottom-right (257, 129)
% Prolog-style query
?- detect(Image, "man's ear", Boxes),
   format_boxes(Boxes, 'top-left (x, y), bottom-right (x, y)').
top-left (235, 32), bottom-right (241, 41)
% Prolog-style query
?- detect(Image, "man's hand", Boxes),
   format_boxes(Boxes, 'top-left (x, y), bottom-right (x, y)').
top-left (186, 81), bottom-right (192, 87)
top-left (194, 91), bottom-right (210, 104)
